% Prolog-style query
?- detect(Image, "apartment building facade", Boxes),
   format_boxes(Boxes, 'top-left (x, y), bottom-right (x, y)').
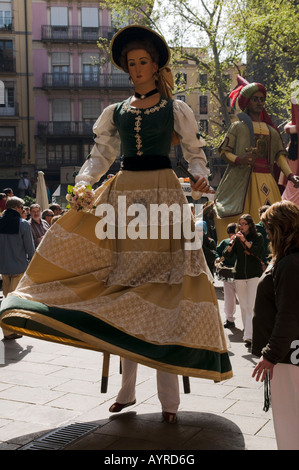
top-left (32, 0), bottom-right (132, 195)
top-left (0, 0), bottom-right (237, 196)
top-left (0, 0), bottom-right (34, 193)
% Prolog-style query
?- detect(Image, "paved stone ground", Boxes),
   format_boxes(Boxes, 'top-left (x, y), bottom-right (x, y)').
top-left (0, 279), bottom-right (277, 451)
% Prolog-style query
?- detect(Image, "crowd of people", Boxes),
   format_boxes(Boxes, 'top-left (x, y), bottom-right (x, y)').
top-left (0, 23), bottom-right (298, 449)
top-left (0, 196), bottom-right (63, 339)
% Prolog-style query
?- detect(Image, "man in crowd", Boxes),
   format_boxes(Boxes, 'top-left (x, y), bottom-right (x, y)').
top-left (49, 203), bottom-right (62, 216)
top-left (0, 196), bottom-right (35, 340)
top-left (29, 203), bottom-right (50, 248)
top-left (18, 172), bottom-right (32, 198)
top-left (42, 208), bottom-right (54, 226)
top-left (3, 188), bottom-right (14, 198)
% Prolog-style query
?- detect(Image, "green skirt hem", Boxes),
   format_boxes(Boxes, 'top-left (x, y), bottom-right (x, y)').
top-left (0, 295), bottom-right (232, 381)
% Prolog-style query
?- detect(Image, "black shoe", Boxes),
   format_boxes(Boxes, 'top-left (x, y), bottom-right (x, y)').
top-left (224, 320), bottom-right (235, 328)
top-left (244, 340), bottom-right (252, 348)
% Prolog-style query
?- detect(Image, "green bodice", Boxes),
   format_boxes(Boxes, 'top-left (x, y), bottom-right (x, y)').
top-left (113, 97), bottom-right (174, 157)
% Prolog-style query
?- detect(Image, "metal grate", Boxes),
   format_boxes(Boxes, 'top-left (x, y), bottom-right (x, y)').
top-left (19, 422), bottom-right (98, 450)
top-left (19, 441), bottom-right (61, 450)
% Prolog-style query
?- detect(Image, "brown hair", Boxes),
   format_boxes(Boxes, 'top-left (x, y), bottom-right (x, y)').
top-left (119, 38), bottom-right (174, 102)
top-left (258, 205), bottom-right (270, 217)
top-left (238, 214), bottom-right (257, 237)
top-left (51, 215), bottom-right (61, 225)
top-left (261, 201), bottom-right (299, 263)
top-left (227, 222), bottom-right (237, 235)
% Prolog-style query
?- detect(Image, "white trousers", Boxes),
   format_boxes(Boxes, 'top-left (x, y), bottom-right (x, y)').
top-left (116, 358), bottom-right (180, 413)
top-left (270, 363), bottom-right (299, 450)
top-left (234, 277), bottom-right (259, 341)
top-left (271, 363), bottom-right (299, 450)
top-left (223, 280), bottom-right (237, 322)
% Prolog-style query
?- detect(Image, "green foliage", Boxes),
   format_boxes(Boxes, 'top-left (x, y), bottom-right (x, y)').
top-left (229, 0), bottom-right (299, 125)
top-left (100, 0), bottom-right (298, 144)
top-left (23, 195), bottom-right (36, 207)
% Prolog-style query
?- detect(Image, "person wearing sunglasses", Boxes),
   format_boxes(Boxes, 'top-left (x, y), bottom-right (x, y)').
top-left (214, 75), bottom-right (299, 242)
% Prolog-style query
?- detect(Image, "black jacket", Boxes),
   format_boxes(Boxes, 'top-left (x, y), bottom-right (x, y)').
top-left (223, 232), bottom-right (264, 279)
top-left (252, 251), bottom-right (299, 365)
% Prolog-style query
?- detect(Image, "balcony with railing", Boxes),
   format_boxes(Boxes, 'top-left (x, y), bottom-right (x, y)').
top-left (46, 155), bottom-right (84, 169)
top-left (0, 148), bottom-right (22, 166)
top-left (0, 106), bottom-right (16, 117)
top-left (42, 72), bottom-right (131, 90)
top-left (0, 58), bottom-right (16, 73)
top-left (41, 25), bottom-right (117, 43)
top-left (37, 121), bottom-right (94, 137)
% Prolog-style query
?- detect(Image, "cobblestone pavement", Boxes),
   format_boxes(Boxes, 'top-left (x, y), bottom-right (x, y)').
top-left (0, 279), bottom-right (277, 451)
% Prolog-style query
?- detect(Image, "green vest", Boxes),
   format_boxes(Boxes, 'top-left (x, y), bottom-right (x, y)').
top-left (113, 97), bottom-right (174, 157)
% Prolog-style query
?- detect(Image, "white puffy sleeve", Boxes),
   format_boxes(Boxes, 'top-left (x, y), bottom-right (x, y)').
top-left (173, 99), bottom-right (209, 179)
top-left (75, 104), bottom-right (120, 186)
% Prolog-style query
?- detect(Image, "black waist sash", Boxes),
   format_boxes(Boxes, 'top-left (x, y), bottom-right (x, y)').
top-left (121, 155), bottom-right (172, 171)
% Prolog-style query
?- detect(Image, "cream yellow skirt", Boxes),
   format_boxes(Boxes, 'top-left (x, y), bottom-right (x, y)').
top-left (215, 171), bottom-right (281, 241)
top-left (1, 169), bottom-right (232, 381)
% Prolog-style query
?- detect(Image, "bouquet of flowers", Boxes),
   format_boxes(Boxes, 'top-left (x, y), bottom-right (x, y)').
top-left (66, 184), bottom-right (96, 212)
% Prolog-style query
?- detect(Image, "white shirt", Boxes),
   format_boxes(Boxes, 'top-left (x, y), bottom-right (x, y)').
top-left (76, 99), bottom-right (209, 192)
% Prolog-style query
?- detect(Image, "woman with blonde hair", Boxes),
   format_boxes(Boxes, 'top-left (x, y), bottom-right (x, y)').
top-left (252, 201), bottom-right (299, 450)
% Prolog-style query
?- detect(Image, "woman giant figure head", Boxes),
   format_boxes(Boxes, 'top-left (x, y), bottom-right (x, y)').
top-left (110, 25), bottom-right (174, 99)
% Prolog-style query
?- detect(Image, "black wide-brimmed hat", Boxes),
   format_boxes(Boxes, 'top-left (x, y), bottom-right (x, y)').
top-left (110, 25), bottom-right (170, 71)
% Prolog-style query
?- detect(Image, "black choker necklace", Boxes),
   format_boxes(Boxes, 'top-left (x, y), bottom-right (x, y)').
top-left (134, 88), bottom-right (158, 100)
